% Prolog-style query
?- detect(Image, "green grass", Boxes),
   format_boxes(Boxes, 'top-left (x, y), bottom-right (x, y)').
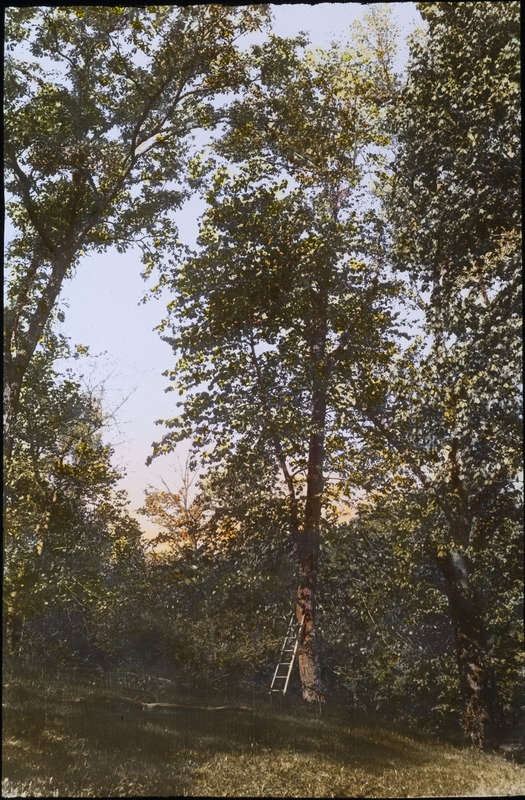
top-left (3, 661), bottom-right (524, 798)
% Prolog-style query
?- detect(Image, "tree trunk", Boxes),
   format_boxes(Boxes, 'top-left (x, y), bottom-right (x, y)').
top-left (296, 547), bottom-right (323, 702)
top-left (439, 549), bottom-right (494, 746)
top-left (295, 287), bottom-right (327, 704)
top-left (3, 354), bottom-right (23, 469)
top-left (4, 248), bottom-right (73, 466)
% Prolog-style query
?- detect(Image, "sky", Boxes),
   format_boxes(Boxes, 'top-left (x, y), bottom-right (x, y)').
top-left (16, 3), bottom-right (422, 536)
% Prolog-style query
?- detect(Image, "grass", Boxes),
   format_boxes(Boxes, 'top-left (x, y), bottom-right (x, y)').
top-left (3, 660), bottom-right (524, 798)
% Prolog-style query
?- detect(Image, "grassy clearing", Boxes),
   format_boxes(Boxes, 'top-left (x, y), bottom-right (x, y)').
top-left (3, 662), bottom-right (524, 798)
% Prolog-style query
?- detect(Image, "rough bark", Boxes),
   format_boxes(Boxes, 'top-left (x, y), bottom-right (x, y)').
top-left (296, 563), bottom-right (322, 702)
top-left (439, 440), bottom-right (495, 745)
top-left (438, 549), bottom-right (494, 747)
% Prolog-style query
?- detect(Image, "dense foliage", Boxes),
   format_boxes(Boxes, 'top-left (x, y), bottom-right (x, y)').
top-left (3, 2), bottom-right (522, 749)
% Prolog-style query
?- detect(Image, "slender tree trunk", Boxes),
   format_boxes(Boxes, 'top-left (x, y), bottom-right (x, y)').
top-left (4, 249), bottom-right (73, 466)
top-left (438, 549), bottom-right (494, 746)
top-left (3, 353), bottom-right (23, 469)
top-left (296, 434), bottom-right (323, 700)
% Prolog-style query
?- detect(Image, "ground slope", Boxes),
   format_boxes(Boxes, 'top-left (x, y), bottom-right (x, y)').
top-left (3, 663), bottom-right (524, 797)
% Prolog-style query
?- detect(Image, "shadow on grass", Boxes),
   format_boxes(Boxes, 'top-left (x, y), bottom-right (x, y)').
top-left (3, 662), bottom-right (525, 798)
top-left (3, 671), bottom-right (197, 796)
top-left (3, 681), bottom-right (436, 779)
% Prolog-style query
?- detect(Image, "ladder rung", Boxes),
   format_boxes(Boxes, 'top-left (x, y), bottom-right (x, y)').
top-left (270, 601), bottom-right (305, 694)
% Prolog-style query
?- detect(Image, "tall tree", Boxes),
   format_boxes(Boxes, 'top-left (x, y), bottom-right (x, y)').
top-left (151, 13), bottom-right (402, 702)
top-left (3, 4), bottom-right (270, 464)
top-left (379, 0), bottom-right (522, 745)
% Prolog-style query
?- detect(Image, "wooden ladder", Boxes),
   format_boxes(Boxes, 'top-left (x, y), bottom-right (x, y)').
top-left (269, 610), bottom-right (304, 694)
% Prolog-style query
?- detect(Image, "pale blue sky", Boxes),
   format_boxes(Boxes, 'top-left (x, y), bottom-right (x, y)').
top-left (29, 3), bottom-right (421, 533)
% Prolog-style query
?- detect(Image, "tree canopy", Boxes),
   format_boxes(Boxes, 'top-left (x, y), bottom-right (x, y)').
top-left (3, 4), bottom-right (270, 461)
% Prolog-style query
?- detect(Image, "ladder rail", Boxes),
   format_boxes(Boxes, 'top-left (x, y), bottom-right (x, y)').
top-left (282, 629), bottom-right (301, 694)
top-left (279, 614), bottom-right (296, 658)
top-left (269, 604), bottom-right (305, 694)
top-left (269, 613), bottom-right (296, 691)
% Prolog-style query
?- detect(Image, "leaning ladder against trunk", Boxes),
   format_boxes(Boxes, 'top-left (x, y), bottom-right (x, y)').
top-left (269, 607), bottom-right (305, 694)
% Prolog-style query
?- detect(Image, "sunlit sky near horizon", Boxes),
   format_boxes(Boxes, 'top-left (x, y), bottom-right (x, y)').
top-left (10, 3), bottom-right (421, 537)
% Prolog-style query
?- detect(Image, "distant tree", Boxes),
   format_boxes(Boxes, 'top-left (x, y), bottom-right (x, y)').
top-left (369, 0), bottom-right (523, 745)
top-left (3, 4), bottom-right (270, 464)
top-left (134, 451), bottom-right (295, 679)
top-left (140, 451), bottom-right (293, 563)
top-left (151, 10), bottom-right (402, 702)
top-left (197, 444), bottom-right (294, 557)
top-left (139, 468), bottom-right (210, 561)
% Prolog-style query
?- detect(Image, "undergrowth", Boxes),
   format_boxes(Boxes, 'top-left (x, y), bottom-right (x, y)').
top-left (3, 660), bottom-right (524, 798)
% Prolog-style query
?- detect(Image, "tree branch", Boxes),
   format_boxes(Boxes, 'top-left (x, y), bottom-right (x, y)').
top-left (363, 406), bottom-right (431, 489)
top-left (4, 144), bottom-right (56, 254)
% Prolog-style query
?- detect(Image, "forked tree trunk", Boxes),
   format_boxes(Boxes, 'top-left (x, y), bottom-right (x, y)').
top-left (439, 549), bottom-right (494, 746)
